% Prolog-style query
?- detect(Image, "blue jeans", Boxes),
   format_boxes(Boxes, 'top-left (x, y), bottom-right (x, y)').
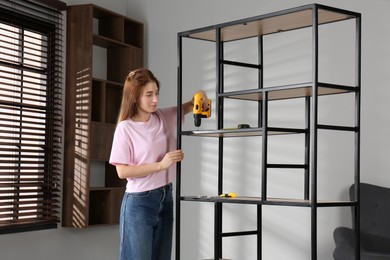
top-left (119, 183), bottom-right (173, 260)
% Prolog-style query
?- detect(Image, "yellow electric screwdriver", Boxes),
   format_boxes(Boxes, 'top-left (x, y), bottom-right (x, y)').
top-left (193, 92), bottom-right (211, 127)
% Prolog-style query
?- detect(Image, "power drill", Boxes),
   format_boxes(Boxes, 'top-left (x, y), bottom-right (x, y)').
top-left (193, 92), bottom-right (211, 127)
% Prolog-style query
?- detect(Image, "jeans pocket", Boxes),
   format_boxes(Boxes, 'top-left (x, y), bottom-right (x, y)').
top-left (127, 190), bottom-right (151, 198)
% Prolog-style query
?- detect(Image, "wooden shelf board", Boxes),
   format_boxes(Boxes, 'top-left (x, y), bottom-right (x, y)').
top-left (220, 83), bottom-right (356, 102)
top-left (186, 6), bottom-right (358, 42)
top-left (181, 127), bottom-right (305, 138)
top-left (93, 34), bottom-right (143, 49)
top-left (181, 196), bottom-right (356, 207)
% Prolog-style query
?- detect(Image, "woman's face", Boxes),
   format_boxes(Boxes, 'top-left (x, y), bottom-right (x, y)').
top-left (136, 81), bottom-right (159, 115)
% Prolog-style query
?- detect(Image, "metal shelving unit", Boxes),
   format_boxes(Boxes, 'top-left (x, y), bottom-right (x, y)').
top-left (176, 4), bottom-right (361, 260)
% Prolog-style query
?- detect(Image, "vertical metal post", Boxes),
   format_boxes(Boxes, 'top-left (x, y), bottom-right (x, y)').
top-left (354, 14), bottom-right (362, 260)
top-left (310, 5), bottom-right (319, 260)
top-left (257, 35), bottom-right (263, 260)
top-left (175, 34), bottom-right (183, 260)
top-left (215, 26), bottom-right (224, 260)
top-left (304, 96), bottom-right (311, 200)
top-left (261, 91), bottom-right (268, 201)
top-left (258, 36), bottom-right (264, 128)
top-left (260, 24), bottom-right (268, 203)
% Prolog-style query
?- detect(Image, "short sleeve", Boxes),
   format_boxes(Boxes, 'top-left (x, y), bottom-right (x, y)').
top-left (109, 122), bottom-right (133, 166)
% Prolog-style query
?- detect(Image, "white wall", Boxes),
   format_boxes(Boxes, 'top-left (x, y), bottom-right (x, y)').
top-left (124, 0), bottom-right (390, 259)
top-left (0, 0), bottom-right (389, 260)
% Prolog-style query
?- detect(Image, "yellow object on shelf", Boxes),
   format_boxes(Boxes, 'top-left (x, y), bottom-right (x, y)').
top-left (219, 192), bottom-right (237, 198)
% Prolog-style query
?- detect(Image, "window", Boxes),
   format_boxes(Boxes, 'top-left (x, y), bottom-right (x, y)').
top-left (0, 0), bottom-right (64, 234)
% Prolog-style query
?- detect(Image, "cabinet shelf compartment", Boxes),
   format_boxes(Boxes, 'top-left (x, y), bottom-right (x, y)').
top-left (91, 78), bottom-right (122, 124)
top-left (219, 82), bottom-right (357, 102)
top-left (91, 79), bottom-right (105, 122)
top-left (89, 187), bottom-right (125, 226)
top-left (92, 6), bottom-right (143, 48)
top-left (124, 19), bottom-right (143, 47)
top-left (93, 6), bottom-right (124, 42)
top-left (105, 81), bottom-right (123, 124)
top-left (105, 162), bottom-right (127, 188)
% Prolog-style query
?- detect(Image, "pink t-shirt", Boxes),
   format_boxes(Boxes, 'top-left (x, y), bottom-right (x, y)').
top-left (109, 106), bottom-right (182, 192)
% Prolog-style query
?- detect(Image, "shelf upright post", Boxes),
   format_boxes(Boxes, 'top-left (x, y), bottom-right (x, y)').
top-left (304, 95), bottom-right (311, 200)
top-left (305, 5), bottom-right (312, 201)
top-left (215, 25), bottom-right (224, 260)
top-left (259, 19), bottom-right (268, 260)
top-left (258, 35), bottom-right (264, 128)
top-left (175, 32), bottom-right (183, 260)
top-left (261, 91), bottom-right (268, 202)
top-left (353, 13), bottom-right (362, 260)
top-left (260, 26), bottom-right (267, 206)
top-left (257, 35), bottom-right (264, 260)
top-left (310, 5), bottom-right (319, 260)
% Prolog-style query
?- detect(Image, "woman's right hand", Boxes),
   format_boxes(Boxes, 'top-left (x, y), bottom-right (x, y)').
top-left (160, 150), bottom-right (184, 170)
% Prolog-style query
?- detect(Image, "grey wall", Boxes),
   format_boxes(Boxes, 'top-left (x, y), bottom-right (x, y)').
top-left (0, 0), bottom-right (389, 259)
top-left (125, 0), bottom-right (390, 259)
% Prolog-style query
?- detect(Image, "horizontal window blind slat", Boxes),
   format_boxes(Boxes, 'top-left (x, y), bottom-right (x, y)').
top-left (0, 199), bottom-right (60, 207)
top-left (0, 205), bottom-right (60, 213)
top-left (0, 61), bottom-right (48, 76)
top-left (0, 38), bottom-right (49, 54)
top-left (0, 193), bottom-right (60, 200)
top-left (0, 206), bottom-right (60, 214)
top-left (0, 100), bottom-right (51, 111)
top-left (0, 136), bottom-right (47, 143)
top-left (0, 168), bottom-right (48, 173)
top-left (0, 84), bottom-right (48, 96)
top-left (0, 44), bottom-right (49, 60)
top-left (0, 213), bottom-right (60, 220)
top-left (0, 184), bottom-right (58, 189)
top-left (0, 124), bottom-right (49, 132)
top-left (0, 171), bottom-right (61, 176)
top-left (0, 202), bottom-right (60, 208)
top-left (0, 67), bottom-right (49, 82)
top-left (0, 143), bottom-right (51, 149)
top-left (0, 178), bottom-right (60, 183)
top-left (0, 187), bottom-right (60, 193)
top-left (0, 207), bottom-right (59, 215)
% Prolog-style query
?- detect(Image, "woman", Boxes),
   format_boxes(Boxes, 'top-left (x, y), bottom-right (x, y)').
top-left (109, 68), bottom-right (208, 260)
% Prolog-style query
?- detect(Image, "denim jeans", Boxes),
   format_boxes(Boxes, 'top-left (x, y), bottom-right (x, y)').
top-left (119, 183), bottom-right (173, 260)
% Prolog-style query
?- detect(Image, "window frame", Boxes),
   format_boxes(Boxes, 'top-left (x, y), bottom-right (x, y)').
top-left (0, 0), bottom-right (63, 234)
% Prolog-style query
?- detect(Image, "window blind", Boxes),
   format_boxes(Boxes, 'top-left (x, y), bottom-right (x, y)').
top-left (0, 0), bottom-right (64, 234)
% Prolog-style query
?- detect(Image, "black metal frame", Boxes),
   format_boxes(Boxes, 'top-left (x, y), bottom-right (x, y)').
top-left (176, 4), bottom-right (361, 260)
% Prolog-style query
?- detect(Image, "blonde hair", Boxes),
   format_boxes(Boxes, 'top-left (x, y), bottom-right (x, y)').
top-left (117, 68), bottom-right (160, 123)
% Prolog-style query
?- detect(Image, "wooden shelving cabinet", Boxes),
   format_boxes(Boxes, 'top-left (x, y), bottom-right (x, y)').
top-left (63, 4), bottom-right (143, 228)
top-left (176, 4), bottom-right (361, 259)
